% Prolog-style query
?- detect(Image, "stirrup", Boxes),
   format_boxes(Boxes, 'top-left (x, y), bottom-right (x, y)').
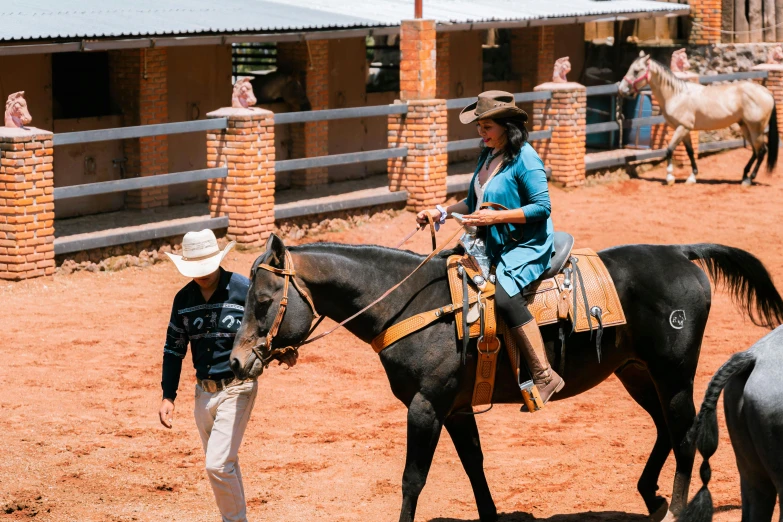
top-left (519, 379), bottom-right (544, 412)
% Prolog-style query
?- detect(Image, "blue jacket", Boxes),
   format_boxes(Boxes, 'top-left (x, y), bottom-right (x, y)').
top-left (464, 143), bottom-right (554, 297)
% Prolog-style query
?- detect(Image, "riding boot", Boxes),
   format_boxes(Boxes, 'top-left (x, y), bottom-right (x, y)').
top-left (511, 319), bottom-right (565, 411)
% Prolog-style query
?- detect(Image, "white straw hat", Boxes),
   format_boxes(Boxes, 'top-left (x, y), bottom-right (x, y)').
top-left (165, 229), bottom-right (236, 278)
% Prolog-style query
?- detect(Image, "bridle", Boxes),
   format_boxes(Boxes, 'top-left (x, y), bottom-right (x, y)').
top-left (622, 61), bottom-right (651, 95)
top-left (249, 250), bottom-right (323, 368)
top-left (247, 215), bottom-right (461, 369)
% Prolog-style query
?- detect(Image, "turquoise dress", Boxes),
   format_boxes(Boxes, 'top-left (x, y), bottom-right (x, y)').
top-left (464, 143), bottom-right (554, 297)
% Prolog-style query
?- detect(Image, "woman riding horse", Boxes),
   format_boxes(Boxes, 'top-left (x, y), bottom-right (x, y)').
top-left (417, 90), bottom-right (564, 405)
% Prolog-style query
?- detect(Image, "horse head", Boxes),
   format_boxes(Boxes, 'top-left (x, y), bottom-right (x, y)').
top-left (231, 78), bottom-right (257, 109)
top-left (618, 51), bottom-right (651, 97)
top-left (230, 234), bottom-right (316, 380)
top-left (281, 75), bottom-right (312, 111)
top-left (670, 48), bottom-right (690, 73)
top-left (5, 91), bottom-right (32, 128)
top-left (767, 45), bottom-right (783, 64)
top-left (552, 57), bottom-right (571, 83)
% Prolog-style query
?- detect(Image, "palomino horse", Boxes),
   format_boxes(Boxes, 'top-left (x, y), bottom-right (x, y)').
top-left (619, 52), bottom-right (778, 186)
top-left (231, 236), bottom-right (783, 522)
top-left (680, 326), bottom-right (783, 522)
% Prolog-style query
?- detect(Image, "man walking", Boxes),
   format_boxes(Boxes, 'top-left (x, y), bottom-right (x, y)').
top-left (158, 229), bottom-right (256, 522)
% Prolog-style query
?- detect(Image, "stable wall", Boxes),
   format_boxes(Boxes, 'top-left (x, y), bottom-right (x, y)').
top-left (167, 45), bottom-right (232, 205)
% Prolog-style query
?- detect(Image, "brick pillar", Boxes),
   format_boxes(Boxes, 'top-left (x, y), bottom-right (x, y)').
top-left (300, 40), bottom-right (329, 189)
top-left (513, 27), bottom-right (556, 93)
top-left (533, 82), bottom-right (587, 188)
top-left (0, 127), bottom-right (55, 280)
top-left (277, 41), bottom-right (329, 189)
top-left (436, 32), bottom-right (450, 99)
top-left (689, 0), bottom-right (722, 45)
top-left (388, 100), bottom-right (447, 210)
top-left (387, 19), bottom-right (447, 211)
top-left (672, 72), bottom-right (700, 167)
top-left (108, 48), bottom-right (169, 210)
top-left (753, 64), bottom-right (783, 138)
top-left (206, 107), bottom-right (275, 247)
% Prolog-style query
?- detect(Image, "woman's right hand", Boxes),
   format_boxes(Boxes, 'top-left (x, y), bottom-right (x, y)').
top-left (416, 208), bottom-right (443, 225)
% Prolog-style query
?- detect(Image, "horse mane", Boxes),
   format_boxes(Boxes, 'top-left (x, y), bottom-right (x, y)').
top-left (290, 241), bottom-right (454, 259)
top-left (649, 59), bottom-right (691, 94)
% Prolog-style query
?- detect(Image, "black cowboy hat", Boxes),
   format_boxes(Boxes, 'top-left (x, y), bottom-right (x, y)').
top-left (459, 90), bottom-right (528, 124)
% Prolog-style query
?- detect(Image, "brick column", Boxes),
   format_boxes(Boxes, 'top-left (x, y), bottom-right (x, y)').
top-left (300, 40), bottom-right (329, 189)
top-left (108, 48), bottom-right (169, 210)
top-left (0, 127), bottom-right (54, 280)
top-left (388, 100), bottom-right (448, 210)
top-left (277, 41), bottom-right (329, 189)
top-left (513, 27), bottom-right (556, 93)
top-left (436, 32), bottom-right (450, 99)
top-left (689, 0), bottom-right (722, 45)
top-left (206, 107), bottom-right (275, 247)
top-left (533, 82), bottom-right (586, 188)
top-left (387, 19), bottom-right (447, 211)
top-left (753, 64), bottom-right (783, 138)
top-left (672, 72), bottom-right (700, 167)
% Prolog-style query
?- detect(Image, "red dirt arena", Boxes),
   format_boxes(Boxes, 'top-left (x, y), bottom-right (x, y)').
top-left (2, 148), bottom-right (782, 521)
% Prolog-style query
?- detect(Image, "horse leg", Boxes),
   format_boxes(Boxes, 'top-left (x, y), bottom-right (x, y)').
top-left (742, 149), bottom-right (758, 186)
top-left (682, 133), bottom-right (698, 184)
top-left (749, 129), bottom-right (768, 182)
top-left (399, 393), bottom-right (444, 522)
top-left (615, 362), bottom-right (672, 521)
top-left (648, 376), bottom-right (697, 518)
top-left (444, 413), bottom-right (498, 522)
top-left (740, 475), bottom-right (777, 522)
top-left (665, 126), bottom-right (690, 185)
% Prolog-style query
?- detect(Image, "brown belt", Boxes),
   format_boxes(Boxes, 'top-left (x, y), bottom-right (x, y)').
top-left (197, 377), bottom-right (249, 393)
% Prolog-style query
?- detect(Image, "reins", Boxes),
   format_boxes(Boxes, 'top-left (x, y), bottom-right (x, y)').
top-left (249, 214), bottom-right (454, 367)
top-left (623, 62), bottom-right (651, 95)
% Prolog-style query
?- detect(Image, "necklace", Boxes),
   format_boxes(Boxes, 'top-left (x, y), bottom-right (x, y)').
top-left (485, 149), bottom-right (503, 171)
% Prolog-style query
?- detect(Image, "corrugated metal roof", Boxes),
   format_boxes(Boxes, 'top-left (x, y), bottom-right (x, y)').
top-left (0, 0), bottom-right (689, 42)
top-left (283, 0), bottom-right (689, 26)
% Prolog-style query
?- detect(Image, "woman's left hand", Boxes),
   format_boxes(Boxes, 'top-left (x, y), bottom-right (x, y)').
top-left (461, 209), bottom-right (502, 226)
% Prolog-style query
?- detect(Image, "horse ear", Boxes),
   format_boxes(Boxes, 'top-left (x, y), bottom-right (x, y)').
top-left (644, 55), bottom-right (651, 63)
top-left (265, 233), bottom-right (286, 267)
top-left (639, 51), bottom-right (646, 58)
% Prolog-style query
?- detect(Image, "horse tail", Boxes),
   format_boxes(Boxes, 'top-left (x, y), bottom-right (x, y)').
top-left (767, 103), bottom-right (778, 172)
top-left (681, 244), bottom-right (783, 328)
top-left (678, 351), bottom-right (756, 522)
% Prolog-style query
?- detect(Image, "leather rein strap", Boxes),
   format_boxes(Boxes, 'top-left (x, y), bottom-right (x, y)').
top-left (251, 216), bottom-right (449, 366)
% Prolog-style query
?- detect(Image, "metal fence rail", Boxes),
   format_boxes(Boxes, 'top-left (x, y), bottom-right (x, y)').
top-left (700, 71), bottom-right (768, 84)
top-left (53, 118), bottom-right (229, 146)
top-left (53, 167), bottom-right (228, 201)
top-left (276, 147), bottom-right (408, 172)
top-left (446, 91), bottom-right (551, 110)
top-left (275, 104), bottom-right (408, 125)
top-left (446, 129), bottom-right (553, 153)
top-left (53, 216), bottom-right (229, 256)
top-left (585, 115), bottom-right (666, 135)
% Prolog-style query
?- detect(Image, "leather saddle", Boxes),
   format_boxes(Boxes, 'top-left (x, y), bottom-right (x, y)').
top-left (541, 231), bottom-right (575, 280)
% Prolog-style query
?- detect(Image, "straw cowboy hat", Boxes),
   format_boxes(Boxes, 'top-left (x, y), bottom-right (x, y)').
top-left (165, 229), bottom-right (236, 278)
top-left (459, 90), bottom-right (528, 124)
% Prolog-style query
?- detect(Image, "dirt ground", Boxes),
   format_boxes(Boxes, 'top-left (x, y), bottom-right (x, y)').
top-left (3, 148), bottom-right (782, 521)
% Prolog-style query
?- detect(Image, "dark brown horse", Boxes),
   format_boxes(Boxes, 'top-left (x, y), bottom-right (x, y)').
top-left (231, 235), bottom-right (783, 522)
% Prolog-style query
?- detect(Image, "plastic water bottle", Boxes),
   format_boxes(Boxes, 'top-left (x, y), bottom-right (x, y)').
top-left (452, 213), bottom-right (491, 279)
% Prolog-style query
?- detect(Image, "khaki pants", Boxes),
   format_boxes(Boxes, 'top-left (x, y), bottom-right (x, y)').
top-left (194, 379), bottom-right (258, 522)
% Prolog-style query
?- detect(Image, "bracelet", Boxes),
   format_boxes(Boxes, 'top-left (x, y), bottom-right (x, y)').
top-left (435, 204), bottom-right (448, 225)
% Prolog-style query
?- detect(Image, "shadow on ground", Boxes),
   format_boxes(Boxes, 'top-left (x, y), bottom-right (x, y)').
top-left (430, 511), bottom-right (650, 522)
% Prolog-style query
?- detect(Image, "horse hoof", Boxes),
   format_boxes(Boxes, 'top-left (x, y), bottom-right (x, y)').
top-left (742, 178), bottom-right (752, 187)
top-left (666, 175), bottom-right (676, 186)
top-left (649, 499), bottom-right (670, 522)
top-left (685, 174), bottom-right (697, 184)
